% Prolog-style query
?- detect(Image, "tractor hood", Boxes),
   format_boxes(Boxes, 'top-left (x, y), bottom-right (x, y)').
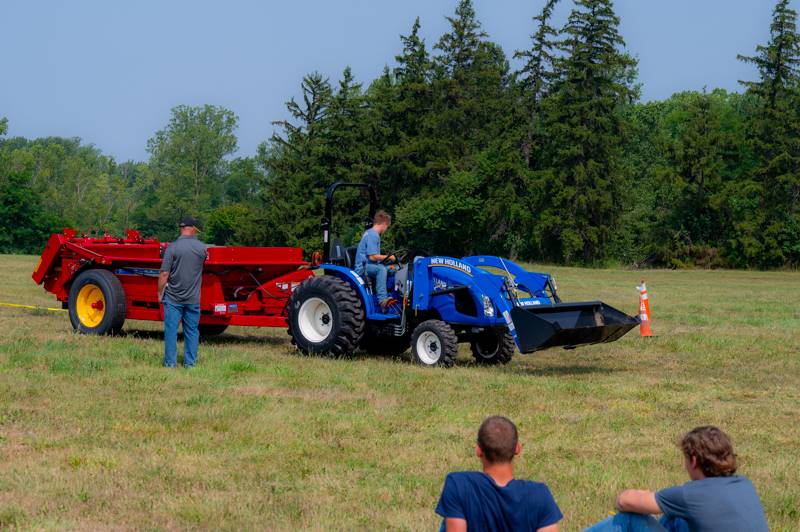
top-left (507, 301), bottom-right (639, 353)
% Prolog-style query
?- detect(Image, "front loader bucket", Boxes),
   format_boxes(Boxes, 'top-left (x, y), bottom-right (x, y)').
top-left (509, 301), bottom-right (639, 353)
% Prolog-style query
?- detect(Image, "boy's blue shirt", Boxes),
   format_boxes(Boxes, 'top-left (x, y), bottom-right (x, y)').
top-left (355, 228), bottom-right (380, 273)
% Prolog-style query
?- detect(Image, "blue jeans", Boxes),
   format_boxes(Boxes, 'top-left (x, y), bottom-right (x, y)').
top-left (162, 294), bottom-right (200, 367)
top-left (584, 513), bottom-right (689, 532)
top-left (365, 262), bottom-right (389, 301)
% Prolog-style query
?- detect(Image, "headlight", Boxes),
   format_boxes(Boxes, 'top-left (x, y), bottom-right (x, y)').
top-left (482, 295), bottom-right (494, 317)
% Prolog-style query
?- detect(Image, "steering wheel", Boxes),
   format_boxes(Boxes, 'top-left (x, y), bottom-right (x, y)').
top-left (381, 249), bottom-right (409, 265)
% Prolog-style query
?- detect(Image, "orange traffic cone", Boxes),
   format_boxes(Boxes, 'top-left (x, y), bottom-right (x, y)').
top-left (637, 280), bottom-right (653, 337)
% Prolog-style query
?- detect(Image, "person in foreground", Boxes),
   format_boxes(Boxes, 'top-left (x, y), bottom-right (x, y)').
top-left (436, 416), bottom-right (562, 532)
top-left (585, 425), bottom-right (768, 532)
top-left (354, 209), bottom-right (397, 310)
top-left (158, 216), bottom-right (208, 368)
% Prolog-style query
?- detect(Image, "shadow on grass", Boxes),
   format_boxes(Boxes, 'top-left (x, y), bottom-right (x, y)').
top-left (500, 364), bottom-right (620, 377)
top-left (297, 349), bottom-right (621, 376)
top-left (122, 329), bottom-right (287, 347)
top-left (326, 351), bottom-right (620, 378)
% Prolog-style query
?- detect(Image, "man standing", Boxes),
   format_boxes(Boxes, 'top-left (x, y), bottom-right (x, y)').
top-left (586, 425), bottom-right (768, 532)
top-left (158, 216), bottom-right (208, 368)
top-left (436, 416), bottom-right (562, 531)
top-left (354, 210), bottom-right (397, 310)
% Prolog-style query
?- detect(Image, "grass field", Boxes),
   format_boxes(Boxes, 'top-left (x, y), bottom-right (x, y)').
top-left (1, 254), bottom-right (798, 530)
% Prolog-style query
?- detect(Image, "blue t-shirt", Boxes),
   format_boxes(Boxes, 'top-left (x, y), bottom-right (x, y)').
top-left (354, 228), bottom-right (381, 274)
top-left (436, 471), bottom-right (562, 531)
top-left (655, 476), bottom-right (767, 532)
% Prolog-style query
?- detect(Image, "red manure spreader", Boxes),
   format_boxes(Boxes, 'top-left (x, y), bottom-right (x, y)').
top-left (32, 228), bottom-right (313, 336)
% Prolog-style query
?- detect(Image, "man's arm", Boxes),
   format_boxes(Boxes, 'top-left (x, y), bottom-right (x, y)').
top-left (157, 271), bottom-right (169, 302)
top-left (444, 517), bottom-right (467, 532)
top-left (537, 525), bottom-right (559, 532)
top-left (616, 489), bottom-right (661, 514)
top-left (367, 253), bottom-right (395, 262)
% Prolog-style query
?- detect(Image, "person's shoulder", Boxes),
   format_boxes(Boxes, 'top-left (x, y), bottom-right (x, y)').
top-left (446, 471), bottom-right (484, 482)
top-left (514, 478), bottom-right (555, 495)
top-left (698, 475), bottom-right (759, 491)
top-left (443, 471), bottom-right (489, 490)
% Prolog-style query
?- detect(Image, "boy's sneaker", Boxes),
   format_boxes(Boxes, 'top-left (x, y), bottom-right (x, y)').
top-left (379, 297), bottom-right (398, 312)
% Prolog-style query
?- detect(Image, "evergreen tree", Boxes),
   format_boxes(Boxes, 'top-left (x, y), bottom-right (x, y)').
top-left (430, 0), bottom-right (509, 165)
top-left (652, 91), bottom-right (727, 266)
top-left (257, 73), bottom-right (333, 250)
top-left (738, 0), bottom-right (800, 266)
top-left (395, 17), bottom-right (429, 84)
top-left (515, 0), bottom-right (561, 168)
top-left (536, 0), bottom-right (638, 263)
top-left (386, 18), bottom-right (435, 203)
top-left (320, 67), bottom-right (372, 184)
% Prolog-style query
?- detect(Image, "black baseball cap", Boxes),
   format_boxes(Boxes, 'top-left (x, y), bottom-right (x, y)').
top-left (179, 215), bottom-right (200, 228)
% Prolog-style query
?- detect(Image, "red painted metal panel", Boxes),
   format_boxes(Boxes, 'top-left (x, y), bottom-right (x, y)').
top-left (33, 229), bottom-right (313, 329)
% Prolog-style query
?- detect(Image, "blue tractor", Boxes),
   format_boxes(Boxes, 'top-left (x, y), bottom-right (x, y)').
top-left (286, 182), bottom-right (639, 367)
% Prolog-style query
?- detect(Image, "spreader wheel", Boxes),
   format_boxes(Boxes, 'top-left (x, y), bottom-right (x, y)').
top-left (287, 275), bottom-right (365, 356)
top-left (470, 329), bottom-right (515, 365)
top-left (68, 269), bottom-right (126, 335)
top-left (411, 320), bottom-right (457, 368)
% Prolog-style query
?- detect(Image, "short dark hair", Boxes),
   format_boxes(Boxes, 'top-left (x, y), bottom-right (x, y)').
top-left (477, 416), bottom-right (518, 464)
top-left (374, 210), bottom-right (391, 225)
top-left (679, 426), bottom-right (737, 477)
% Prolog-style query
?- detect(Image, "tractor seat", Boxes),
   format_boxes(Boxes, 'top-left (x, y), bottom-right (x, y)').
top-left (329, 240), bottom-right (348, 267)
top-left (345, 246), bottom-right (357, 270)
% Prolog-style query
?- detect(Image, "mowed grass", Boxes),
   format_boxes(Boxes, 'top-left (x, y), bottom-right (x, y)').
top-left (0, 254), bottom-right (799, 531)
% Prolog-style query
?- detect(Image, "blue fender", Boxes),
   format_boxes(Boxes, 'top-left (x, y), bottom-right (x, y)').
top-left (319, 264), bottom-right (397, 321)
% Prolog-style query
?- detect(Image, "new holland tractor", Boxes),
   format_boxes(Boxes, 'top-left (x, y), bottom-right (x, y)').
top-left (287, 182), bottom-right (639, 367)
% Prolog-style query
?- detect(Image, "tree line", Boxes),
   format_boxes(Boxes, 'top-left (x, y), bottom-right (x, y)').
top-left (1, 0), bottom-right (798, 268)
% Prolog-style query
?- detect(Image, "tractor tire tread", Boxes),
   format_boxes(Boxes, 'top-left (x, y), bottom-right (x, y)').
top-left (411, 319), bottom-right (457, 368)
top-left (470, 330), bottom-right (515, 365)
top-left (287, 275), bottom-right (365, 357)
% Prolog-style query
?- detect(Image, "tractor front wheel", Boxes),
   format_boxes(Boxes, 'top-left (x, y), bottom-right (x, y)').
top-left (68, 269), bottom-right (126, 335)
top-left (470, 329), bottom-right (515, 365)
top-left (411, 320), bottom-right (457, 368)
top-left (287, 276), bottom-right (365, 357)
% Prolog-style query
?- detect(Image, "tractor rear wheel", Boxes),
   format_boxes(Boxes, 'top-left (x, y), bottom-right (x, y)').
top-left (287, 275), bottom-right (365, 357)
top-left (411, 320), bottom-right (457, 368)
top-left (199, 324), bottom-right (228, 337)
top-left (68, 269), bottom-right (126, 335)
top-left (470, 329), bottom-right (515, 365)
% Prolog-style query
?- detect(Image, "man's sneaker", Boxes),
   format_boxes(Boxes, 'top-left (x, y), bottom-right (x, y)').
top-left (379, 297), bottom-right (398, 312)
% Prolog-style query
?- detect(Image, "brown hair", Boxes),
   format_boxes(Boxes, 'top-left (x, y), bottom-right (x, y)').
top-left (679, 426), bottom-right (737, 477)
top-left (374, 210), bottom-right (391, 226)
top-left (477, 416), bottom-right (518, 464)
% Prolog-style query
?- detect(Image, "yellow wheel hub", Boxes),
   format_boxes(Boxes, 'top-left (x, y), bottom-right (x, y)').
top-left (76, 284), bottom-right (106, 328)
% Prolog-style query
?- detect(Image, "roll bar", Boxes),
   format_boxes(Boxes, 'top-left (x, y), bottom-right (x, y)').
top-left (322, 181), bottom-right (378, 262)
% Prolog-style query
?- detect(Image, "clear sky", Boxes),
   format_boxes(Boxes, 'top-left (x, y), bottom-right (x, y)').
top-left (0, 0), bottom-right (786, 162)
